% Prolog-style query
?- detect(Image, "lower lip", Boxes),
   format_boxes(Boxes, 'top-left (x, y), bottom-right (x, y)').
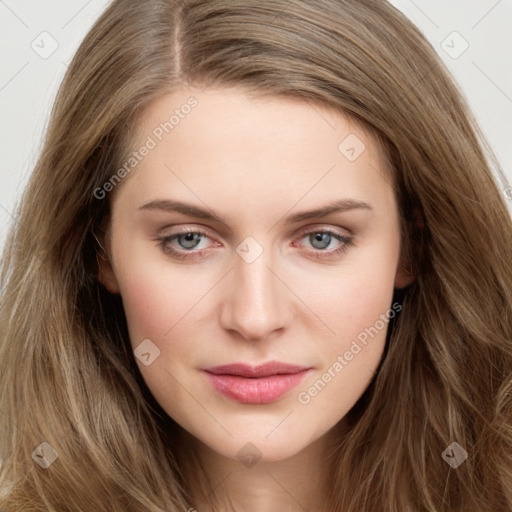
top-left (204, 370), bottom-right (310, 404)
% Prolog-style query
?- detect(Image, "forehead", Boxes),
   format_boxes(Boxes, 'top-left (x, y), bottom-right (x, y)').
top-left (136, 85), bottom-right (382, 156)
top-left (112, 86), bottom-right (395, 217)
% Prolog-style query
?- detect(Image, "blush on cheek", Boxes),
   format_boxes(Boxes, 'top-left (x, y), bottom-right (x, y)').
top-left (119, 269), bottom-right (211, 350)
top-left (118, 275), bottom-right (172, 347)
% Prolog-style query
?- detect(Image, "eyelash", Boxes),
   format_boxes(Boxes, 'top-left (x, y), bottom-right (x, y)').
top-left (155, 227), bottom-right (354, 260)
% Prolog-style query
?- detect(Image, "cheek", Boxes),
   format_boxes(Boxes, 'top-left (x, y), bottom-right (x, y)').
top-left (294, 271), bottom-right (398, 426)
top-left (310, 235), bottom-right (400, 346)
top-left (110, 225), bottom-right (210, 345)
top-left (294, 233), bottom-right (400, 408)
top-left (117, 266), bottom-right (203, 350)
top-left (116, 266), bottom-right (208, 415)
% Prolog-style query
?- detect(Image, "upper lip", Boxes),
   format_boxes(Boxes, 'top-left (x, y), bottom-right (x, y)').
top-left (204, 361), bottom-right (312, 378)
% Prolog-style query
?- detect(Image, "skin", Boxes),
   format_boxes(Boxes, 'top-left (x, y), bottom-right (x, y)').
top-left (98, 85), bottom-right (415, 511)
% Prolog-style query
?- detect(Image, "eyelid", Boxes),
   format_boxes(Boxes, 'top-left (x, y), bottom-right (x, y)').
top-left (155, 223), bottom-right (354, 261)
top-left (291, 226), bottom-right (354, 254)
top-left (294, 223), bottom-right (353, 238)
top-left (157, 223), bottom-right (352, 245)
top-left (158, 224), bottom-right (217, 240)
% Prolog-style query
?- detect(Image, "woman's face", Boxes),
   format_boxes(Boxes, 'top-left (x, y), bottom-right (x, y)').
top-left (98, 85), bottom-right (412, 462)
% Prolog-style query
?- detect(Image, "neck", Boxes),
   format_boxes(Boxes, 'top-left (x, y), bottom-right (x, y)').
top-left (174, 421), bottom-right (348, 512)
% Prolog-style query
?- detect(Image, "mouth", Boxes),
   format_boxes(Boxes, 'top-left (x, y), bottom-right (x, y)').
top-left (203, 362), bottom-right (312, 404)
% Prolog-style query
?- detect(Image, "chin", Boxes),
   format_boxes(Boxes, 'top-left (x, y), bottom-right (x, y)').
top-left (199, 423), bottom-right (322, 465)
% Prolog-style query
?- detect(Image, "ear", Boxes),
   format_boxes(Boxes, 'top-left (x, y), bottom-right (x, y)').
top-left (97, 254), bottom-right (120, 294)
top-left (395, 253), bottom-right (416, 289)
top-left (395, 207), bottom-right (423, 289)
top-left (95, 233), bottom-right (120, 294)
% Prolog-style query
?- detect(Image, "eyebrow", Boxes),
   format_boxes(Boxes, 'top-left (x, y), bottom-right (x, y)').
top-left (137, 198), bottom-right (372, 226)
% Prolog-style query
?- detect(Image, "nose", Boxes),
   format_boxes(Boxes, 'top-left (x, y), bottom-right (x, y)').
top-left (219, 244), bottom-right (293, 341)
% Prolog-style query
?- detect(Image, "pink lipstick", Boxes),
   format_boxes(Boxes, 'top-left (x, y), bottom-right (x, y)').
top-left (203, 362), bottom-right (311, 404)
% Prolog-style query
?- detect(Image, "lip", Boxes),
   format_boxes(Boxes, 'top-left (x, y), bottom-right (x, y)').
top-left (203, 362), bottom-right (312, 404)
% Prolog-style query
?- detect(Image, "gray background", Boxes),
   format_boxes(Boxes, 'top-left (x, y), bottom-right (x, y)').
top-left (1, 0), bottom-right (511, 258)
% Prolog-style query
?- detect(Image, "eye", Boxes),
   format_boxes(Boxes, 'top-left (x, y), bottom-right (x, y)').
top-left (293, 228), bottom-right (354, 258)
top-left (154, 226), bottom-right (354, 260)
top-left (155, 228), bottom-right (214, 260)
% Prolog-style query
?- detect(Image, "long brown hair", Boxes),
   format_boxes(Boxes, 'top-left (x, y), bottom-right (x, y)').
top-left (1, 0), bottom-right (511, 510)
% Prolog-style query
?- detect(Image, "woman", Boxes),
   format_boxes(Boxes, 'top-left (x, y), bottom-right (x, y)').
top-left (1, 0), bottom-right (511, 510)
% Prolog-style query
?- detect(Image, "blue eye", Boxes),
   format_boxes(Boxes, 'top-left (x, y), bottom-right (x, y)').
top-left (303, 231), bottom-right (350, 251)
top-left (296, 229), bottom-right (354, 258)
top-left (156, 230), bottom-right (212, 259)
top-left (155, 228), bottom-right (354, 260)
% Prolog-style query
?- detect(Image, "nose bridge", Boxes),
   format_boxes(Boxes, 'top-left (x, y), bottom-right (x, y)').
top-left (236, 249), bottom-right (277, 309)
top-left (220, 236), bottom-right (289, 339)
